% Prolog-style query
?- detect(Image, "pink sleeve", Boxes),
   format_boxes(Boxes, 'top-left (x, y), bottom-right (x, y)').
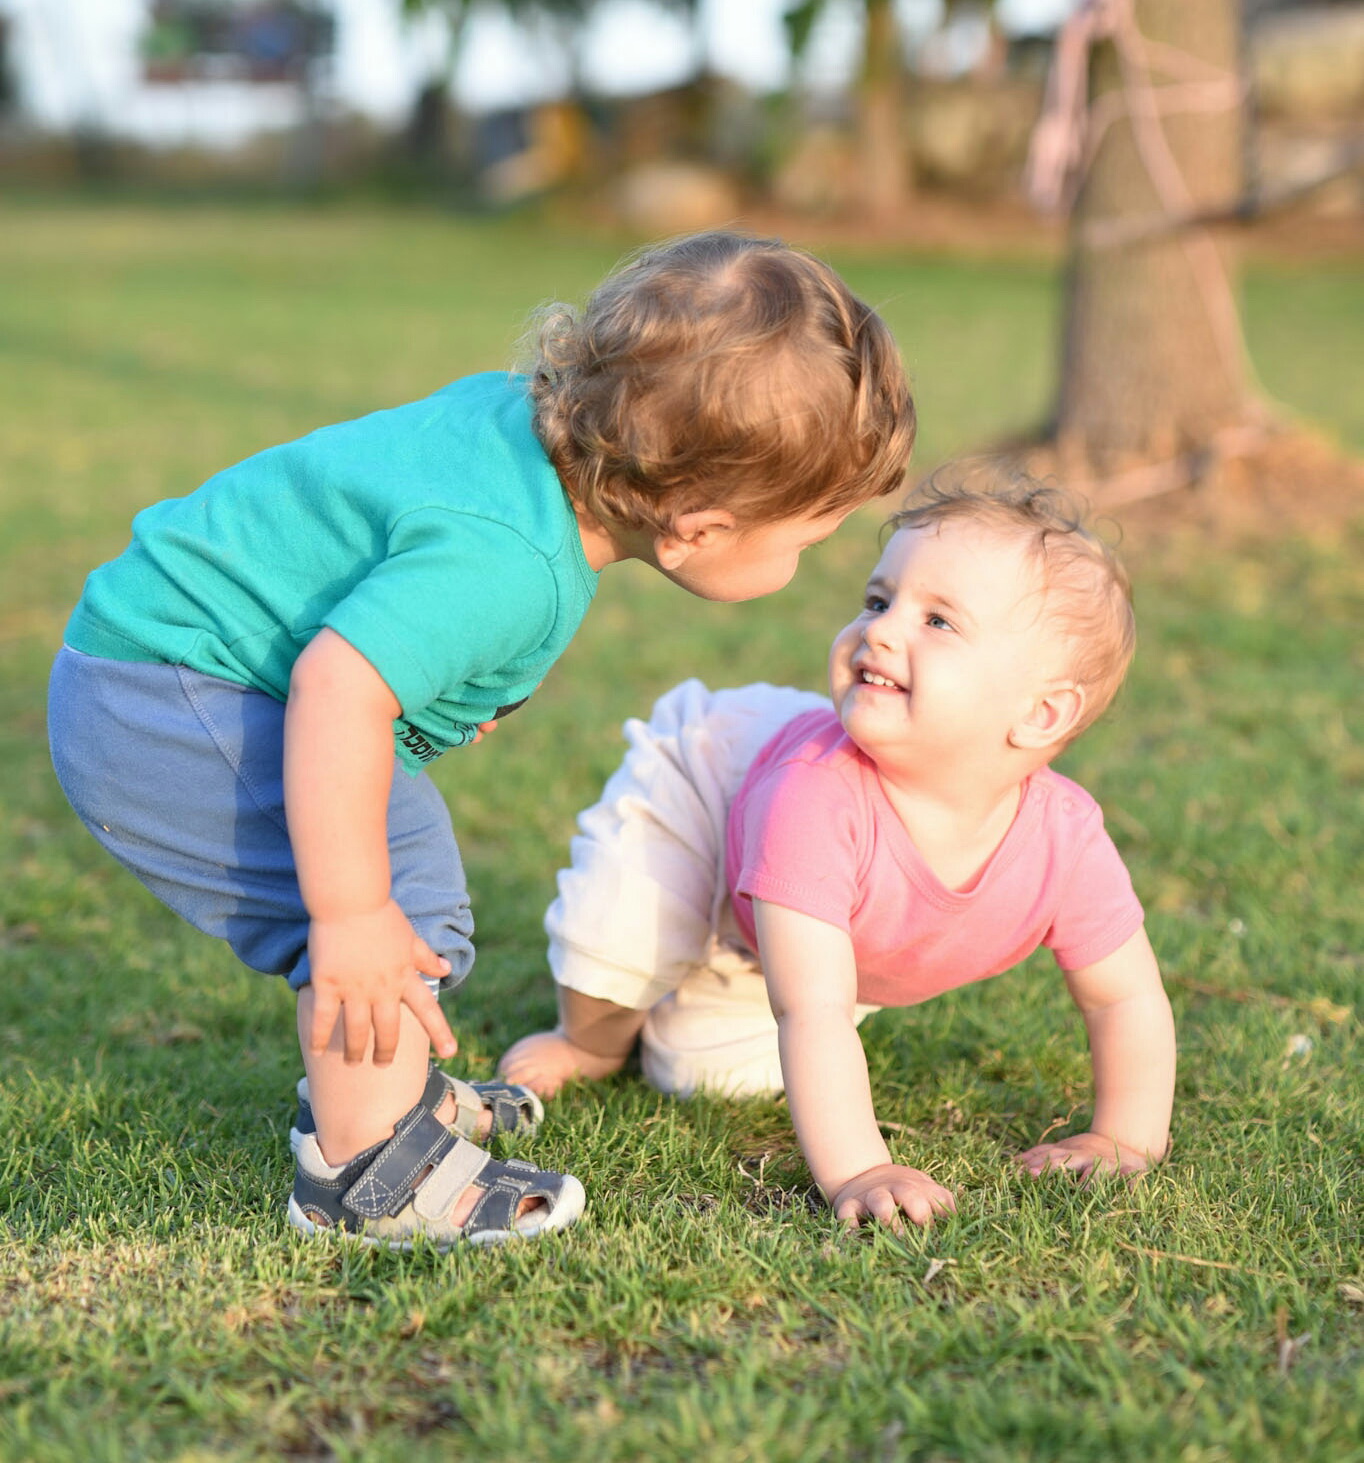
top-left (732, 760), bottom-right (862, 934)
top-left (1045, 812), bottom-right (1145, 970)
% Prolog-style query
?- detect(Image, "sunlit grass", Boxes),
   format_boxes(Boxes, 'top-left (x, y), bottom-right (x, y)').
top-left (0, 201), bottom-right (1360, 1461)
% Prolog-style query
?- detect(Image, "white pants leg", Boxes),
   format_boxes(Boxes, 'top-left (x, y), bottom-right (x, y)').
top-left (639, 927), bottom-right (784, 1097)
top-left (545, 679), bottom-right (877, 1098)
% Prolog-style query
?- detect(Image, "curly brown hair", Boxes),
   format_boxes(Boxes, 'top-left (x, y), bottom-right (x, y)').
top-left (525, 231), bottom-right (916, 536)
top-left (890, 466), bottom-right (1136, 740)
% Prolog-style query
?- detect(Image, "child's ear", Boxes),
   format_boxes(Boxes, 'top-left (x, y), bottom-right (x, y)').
top-left (1009, 683), bottom-right (1085, 752)
top-left (653, 509), bottom-right (738, 570)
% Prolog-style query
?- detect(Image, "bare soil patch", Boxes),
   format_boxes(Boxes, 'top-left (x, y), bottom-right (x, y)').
top-left (1007, 423), bottom-right (1364, 554)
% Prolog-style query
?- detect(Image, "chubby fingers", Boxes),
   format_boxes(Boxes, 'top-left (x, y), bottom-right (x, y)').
top-left (834, 1175), bottom-right (956, 1231)
top-left (369, 1001), bottom-right (402, 1066)
top-left (890, 1177), bottom-right (958, 1228)
top-left (305, 982), bottom-right (455, 1066)
top-left (1017, 1143), bottom-right (1068, 1176)
top-left (412, 936), bottom-right (452, 986)
top-left (407, 940), bottom-right (456, 1058)
top-left (404, 972), bottom-right (457, 1060)
top-left (307, 988), bottom-right (342, 1056)
top-left (341, 997), bottom-right (376, 1065)
top-left (1016, 1143), bottom-right (1096, 1179)
top-left (1015, 1141), bottom-right (1147, 1181)
top-left (835, 1185), bottom-right (893, 1232)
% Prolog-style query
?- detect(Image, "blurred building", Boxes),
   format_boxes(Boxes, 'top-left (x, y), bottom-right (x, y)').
top-left (1, 0), bottom-right (367, 150)
top-left (0, 0), bottom-right (1357, 220)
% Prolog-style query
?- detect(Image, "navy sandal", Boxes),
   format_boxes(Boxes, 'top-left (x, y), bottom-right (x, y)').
top-left (289, 1100), bottom-right (584, 1248)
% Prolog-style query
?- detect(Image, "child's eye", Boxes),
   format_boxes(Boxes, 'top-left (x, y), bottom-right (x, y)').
top-left (926, 613), bottom-right (953, 631)
top-left (863, 594), bottom-right (889, 614)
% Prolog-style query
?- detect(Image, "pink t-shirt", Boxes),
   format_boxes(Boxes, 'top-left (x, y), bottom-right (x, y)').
top-left (726, 708), bottom-right (1144, 1007)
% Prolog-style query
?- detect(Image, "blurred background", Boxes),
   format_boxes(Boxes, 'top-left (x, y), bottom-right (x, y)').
top-left (0, 0), bottom-right (1360, 236)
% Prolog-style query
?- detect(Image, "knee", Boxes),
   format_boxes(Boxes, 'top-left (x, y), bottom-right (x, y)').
top-left (639, 1037), bottom-right (785, 1099)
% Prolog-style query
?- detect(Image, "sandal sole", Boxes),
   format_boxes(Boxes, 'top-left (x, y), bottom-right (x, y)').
top-left (286, 1174), bottom-right (585, 1250)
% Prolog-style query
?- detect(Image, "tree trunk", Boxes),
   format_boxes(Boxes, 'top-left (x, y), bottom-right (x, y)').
top-left (1057, 0), bottom-right (1251, 467)
top-left (858, 0), bottom-right (912, 221)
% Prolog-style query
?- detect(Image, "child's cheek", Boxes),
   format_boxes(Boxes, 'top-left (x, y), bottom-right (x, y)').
top-left (828, 624), bottom-right (860, 688)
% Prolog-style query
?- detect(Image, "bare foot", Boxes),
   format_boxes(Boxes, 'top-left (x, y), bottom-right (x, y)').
top-left (498, 1029), bottom-right (627, 1099)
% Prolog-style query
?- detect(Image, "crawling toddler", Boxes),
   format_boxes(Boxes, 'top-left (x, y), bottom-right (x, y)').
top-left (501, 474), bottom-right (1176, 1229)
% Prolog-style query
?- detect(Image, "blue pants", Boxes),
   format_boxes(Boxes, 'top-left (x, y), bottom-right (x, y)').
top-left (47, 648), bottom-right (474, 992)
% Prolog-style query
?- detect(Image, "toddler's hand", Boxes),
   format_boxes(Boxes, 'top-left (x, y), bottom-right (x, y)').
top-left (306, 898), bottom-right (455, 1065)
top-left (829, 1163), bottom-right (957, 1232)
top-left (498, 1029), bottom-right (627, 1098)
top-left (1015, 1131), bottom-right (1153, 1182)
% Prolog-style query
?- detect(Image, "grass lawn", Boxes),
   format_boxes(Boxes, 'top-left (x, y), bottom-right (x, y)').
top-left (0, 201), bottom-right (1360, 1461)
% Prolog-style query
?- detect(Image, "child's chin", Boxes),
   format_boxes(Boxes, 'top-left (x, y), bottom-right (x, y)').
top-left (837, 706), bottom-right (876, 746)
top-left (839, 696), bottom-right (904, 744)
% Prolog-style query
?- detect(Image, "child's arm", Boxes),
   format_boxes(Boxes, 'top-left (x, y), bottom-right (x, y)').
top-left (499, 988), bottom-right (647, 1097)
top-left (754, 899), bottom-right (956, 1230)
top-left (284, 629), bottom-right (457, 1066)
top-left (1016, 926), bottom-right (1175, 1178)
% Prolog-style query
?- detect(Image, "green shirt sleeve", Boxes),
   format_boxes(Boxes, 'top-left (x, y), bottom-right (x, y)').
top-left (323, 507), bottom-right (556, 717)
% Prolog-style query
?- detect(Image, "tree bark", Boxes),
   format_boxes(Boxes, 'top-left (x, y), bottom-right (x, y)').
top-left (1057, 0), bottom-right (1251, 466)
top-left (858, 0), bottom-right (912, 221)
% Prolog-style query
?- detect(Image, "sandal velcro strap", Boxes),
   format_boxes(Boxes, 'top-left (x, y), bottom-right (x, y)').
top-left (290, 1063), bottom-right (542, 1154)
top-left (342, 1103), bottom-right (472, 1221)
top-left (409, 1138), bottom-right (493, 1225)
top-left (448, 1078), bottom-right (543, 1139)
top-left (462, 1156), bottom-right (562, 1237)
top-left (419, 1065), bottom-right (454, 1114)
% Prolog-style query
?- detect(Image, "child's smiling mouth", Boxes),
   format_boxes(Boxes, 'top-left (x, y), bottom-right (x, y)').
top-left (860, 670), bottom-right (904, 691)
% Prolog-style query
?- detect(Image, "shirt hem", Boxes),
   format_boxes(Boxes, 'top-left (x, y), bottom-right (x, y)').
top-left (1052, 909), bottom-right (1146, 972)
top-left (735, 871), bottom-right (853, 935)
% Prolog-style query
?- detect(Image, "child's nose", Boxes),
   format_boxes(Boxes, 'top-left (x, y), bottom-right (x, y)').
top-left (866, 616), bottom-right (900, 651)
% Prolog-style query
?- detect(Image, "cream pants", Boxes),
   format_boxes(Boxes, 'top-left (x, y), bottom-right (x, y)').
top-left (544, 680), bottom-right (878, 1096)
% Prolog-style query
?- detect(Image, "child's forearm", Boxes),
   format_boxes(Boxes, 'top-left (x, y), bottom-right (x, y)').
top-left (556, 987), bottom-right (648, 1059)
top-left (755, 900), bottom-right (954, 1227)
top-left (777, 1009), bottom-right (892, 1199)
top-left (754, 898), bottom-right (892, 1197)
top-left (1061, 929), bottom-right (1176, 1164)
top-left (284, 629), bottom-right (400, 917)
top-left (1085, 986), bottom-right (1176, 1160)
top-left (284, 630), bottom-right (456, 1062)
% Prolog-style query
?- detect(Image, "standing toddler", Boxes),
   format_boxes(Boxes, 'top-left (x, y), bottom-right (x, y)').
top-left (48, 230), bottom-right (917, 1247)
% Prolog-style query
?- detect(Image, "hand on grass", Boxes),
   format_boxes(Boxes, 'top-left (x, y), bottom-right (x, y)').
top-left (829, 1163), bottom-right (957, 1231)
top-left (1015, 1131), bottom-right (1154, 1182)
top-left (306, 898), bottom-right (455, 1065)
top-left (498, 1029), bottom-right (628, 1098)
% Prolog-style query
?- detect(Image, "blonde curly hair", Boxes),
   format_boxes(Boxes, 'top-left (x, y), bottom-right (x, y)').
top-left (890, 467), bottom-right (1136, 739)
top-left (526, 231), bottom-right (916, 536)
